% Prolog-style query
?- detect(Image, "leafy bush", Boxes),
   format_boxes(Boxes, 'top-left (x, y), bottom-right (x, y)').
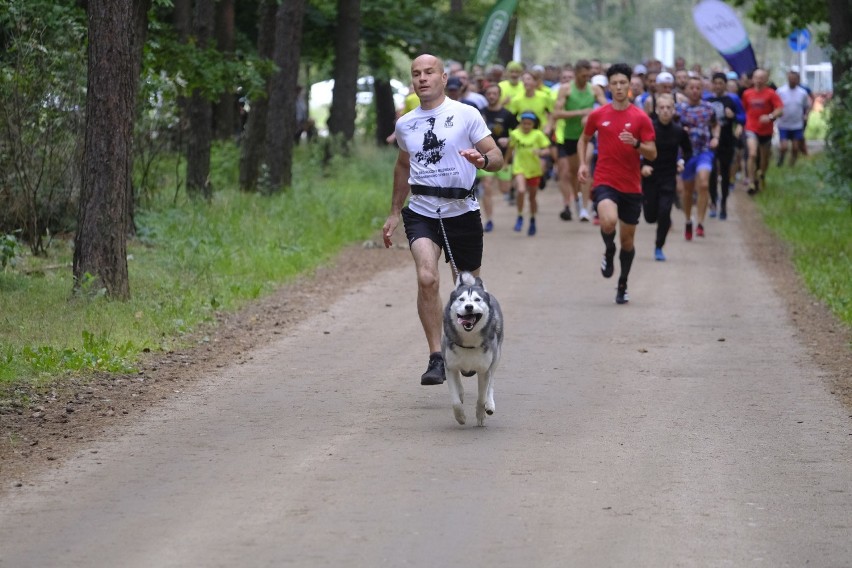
top-left (0, 233), bottom-right (22, 269)
top-left (0, 1), bottom-right (87, 253)
top-left (824, 47), bottom-right (852, 208)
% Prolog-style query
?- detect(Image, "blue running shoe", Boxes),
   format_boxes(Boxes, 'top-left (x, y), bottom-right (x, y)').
top-left (484, 220), bottom-right (494, 232)
top-left (654, 247), bottom-right (666, 261)
top-left (528, 218), bottom-right (537, 236)
top-left (513, 216), bottom-right (523, 232)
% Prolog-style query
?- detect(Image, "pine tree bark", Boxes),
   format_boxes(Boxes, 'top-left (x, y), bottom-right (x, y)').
top-left (186, 0), bottom-right (215, 199)
top-left (373, 77), bottom-right (395, 146)
top-left (264, 0), bottom-right (306, 191)
top-left (213, 0), bottom-right (237, 140)
top-left (828, 0), bottom-right (851, 100)
top-left (326, 0), bottom-right (361, 142)
top-left (239, 0), bottom-right (277, 192)
top-left (74, 0), bottom-right (150, 300)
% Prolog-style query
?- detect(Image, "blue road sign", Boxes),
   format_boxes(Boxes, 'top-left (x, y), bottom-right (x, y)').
top-left (788, 29), bottom-right (811, 52)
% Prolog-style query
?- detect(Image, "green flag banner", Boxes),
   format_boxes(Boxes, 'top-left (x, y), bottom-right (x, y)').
top-left (471, 0), bottom-right (518, 67)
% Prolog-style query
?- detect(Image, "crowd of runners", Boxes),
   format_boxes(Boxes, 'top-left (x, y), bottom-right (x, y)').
top-left (395, 56), bottom-right (813, 257)
top-left (384, 53), bottom-right (813, 382)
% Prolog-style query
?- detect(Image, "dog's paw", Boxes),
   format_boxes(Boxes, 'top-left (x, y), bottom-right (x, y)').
top-left (476, 402), bottom-right (487, 426)
top-left (453, 404), bottom-right (466, 425)
top-left (485, 401), bottom-right (495, 416)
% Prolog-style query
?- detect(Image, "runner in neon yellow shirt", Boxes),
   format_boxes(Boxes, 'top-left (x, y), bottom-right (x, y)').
top-left (498, 60), bottom-right (526, 107)
top-left (506, 112), bottom-right (551, 236)
top-left (507, 72), bottom-right (554, 134)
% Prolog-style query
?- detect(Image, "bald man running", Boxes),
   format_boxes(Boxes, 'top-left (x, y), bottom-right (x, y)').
top-left (383, 54), bottom-right (503, 386)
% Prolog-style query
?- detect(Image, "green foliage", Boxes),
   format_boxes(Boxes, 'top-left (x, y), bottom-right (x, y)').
top-left (21, 331), bottom-right (137, 375)
top-left (759, 155), bottom-right (852, 327)
top-left (824, 47), bottom-right (852, 207)
top-left (0, 233), bottom-right (22, 269)
top-left (0, 143), bottom-right (396, 384)
top-left (305, 0), bottom-right (495, 79)
top-left (727, 0), bottom-right (828, 38)
top-left (134, 15), bottom-right (276, 204)
top-left (144, 15), bottom-right (275, 103)
top-left (0, 0), bottom-right (86, 252)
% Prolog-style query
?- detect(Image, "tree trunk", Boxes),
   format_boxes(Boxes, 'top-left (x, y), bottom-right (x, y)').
top-left (173, 0), bottom-right (191, 39)
top-left (264, 0), bottom-right (306, 192)
top-left (828, 0), bottom-right (851, 100)
top-left (127, 0), bottom-right (149, 237)
top-left (326, 0), bottom-right (361, 142)
top-left (239, 0), bottom-right (277, 192)
top-left (74, 0), bottom-right (150, 300)
top-left (213, 0), bottom-right (237, 140)
top-left (373, 77), bottom-right (395, 146)
top-left (186, 0), bottom-right (215, 199)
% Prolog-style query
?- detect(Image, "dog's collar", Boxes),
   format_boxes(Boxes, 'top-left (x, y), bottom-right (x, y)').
top-left (449, 341), bottom-right (483, 350)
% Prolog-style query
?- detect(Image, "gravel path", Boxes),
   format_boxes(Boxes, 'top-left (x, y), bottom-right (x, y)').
top-left (1, 186), bottom-right (850, 567)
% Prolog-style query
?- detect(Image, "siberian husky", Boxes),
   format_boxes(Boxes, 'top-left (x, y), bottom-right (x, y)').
top-left (441, 272), bottom-right (504, 426)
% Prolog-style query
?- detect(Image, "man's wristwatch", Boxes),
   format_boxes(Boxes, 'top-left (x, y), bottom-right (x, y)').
top-left (633, 139), bottom-right (641, 149)
top-left (480, 153), bottom-right (489, 170)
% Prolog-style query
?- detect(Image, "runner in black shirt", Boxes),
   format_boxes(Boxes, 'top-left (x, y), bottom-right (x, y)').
top-left (641, 94), bottom-right (692, 262)
top-left (705, 72), bottom-right (745, 220)
top-left (479, 83), bottom-right (518, 231)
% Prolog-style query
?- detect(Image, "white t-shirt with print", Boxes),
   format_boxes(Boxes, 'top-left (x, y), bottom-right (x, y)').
top-left (395, 97), bottom-right (491, 218)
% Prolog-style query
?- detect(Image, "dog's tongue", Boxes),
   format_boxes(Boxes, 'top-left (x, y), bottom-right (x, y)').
top-left (458, 314), bottom-right (477, 327)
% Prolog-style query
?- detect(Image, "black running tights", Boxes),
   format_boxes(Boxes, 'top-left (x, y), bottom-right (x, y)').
top-left (710, 146), bottom-right (734, 208)
top-left (642, 183), bottom-right (675, 249)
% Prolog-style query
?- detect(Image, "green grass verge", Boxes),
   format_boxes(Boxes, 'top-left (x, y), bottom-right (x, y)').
top-left (0, 142), bottom-right (396, 385)
top-left (758, 154), bottom-right (851, 329)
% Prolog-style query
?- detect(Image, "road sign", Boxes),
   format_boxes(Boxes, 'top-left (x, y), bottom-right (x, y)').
top-left (788, 29), bottom-right (810, 52)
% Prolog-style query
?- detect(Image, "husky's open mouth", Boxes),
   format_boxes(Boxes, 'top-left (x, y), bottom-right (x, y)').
top-left (457, 313), bottom-right (482, 331)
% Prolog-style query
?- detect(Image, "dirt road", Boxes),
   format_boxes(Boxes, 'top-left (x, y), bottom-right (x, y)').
top-left (1, 187), bottom-right (850, 567)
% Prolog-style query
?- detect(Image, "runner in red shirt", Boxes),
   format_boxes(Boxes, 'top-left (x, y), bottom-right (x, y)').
top-left (741, 68), bottom-right (783, 194)
top-left (578, 63), bottom-right (656, 305)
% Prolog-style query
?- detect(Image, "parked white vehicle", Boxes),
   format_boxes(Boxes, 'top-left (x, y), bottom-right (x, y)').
top-left (310, 76), bottom-right (407, 110)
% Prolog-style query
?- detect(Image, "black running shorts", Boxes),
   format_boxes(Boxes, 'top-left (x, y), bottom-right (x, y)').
top-left (401, 207), bottom-right (483, 271)
top-left (559, 138), bottom-right (579, 158)
top-left (593, 185), bottom-right (642, 225)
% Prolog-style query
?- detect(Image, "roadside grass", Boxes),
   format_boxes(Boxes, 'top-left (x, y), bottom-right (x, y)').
top-left (0, 142), bottom-right (395, 385)
top-left (758, 154), bottom-right (851, 329)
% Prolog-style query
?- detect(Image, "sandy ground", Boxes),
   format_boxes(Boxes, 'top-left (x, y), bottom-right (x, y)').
top-left (1, 181), bottom-right (850, 566)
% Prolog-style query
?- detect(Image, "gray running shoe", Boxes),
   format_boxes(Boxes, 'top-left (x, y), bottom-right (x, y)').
top-left (421, 354), bottom-right (446, 385)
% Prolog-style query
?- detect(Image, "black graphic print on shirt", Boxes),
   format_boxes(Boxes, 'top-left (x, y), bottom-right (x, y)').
top-left (415, 117), bottom-right (445, 166)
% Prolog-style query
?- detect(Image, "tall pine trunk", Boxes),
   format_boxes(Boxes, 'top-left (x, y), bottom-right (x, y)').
top-left (213, 0), bottom-right (237, 140)
top-left (239, 0), bottom-right (277, 192)
top-left (828, 0), bottom-right (851, 100)
top-left (74, 0), bottom-right (150, 300)
top-left (373, 77), bottom-right (395, 146)
top-left (326, 0), bottom-right (361, 142)
top-left (264, 0), bottom-right (306, 192)
top-left (186, 0), bottom-right (215, 199)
